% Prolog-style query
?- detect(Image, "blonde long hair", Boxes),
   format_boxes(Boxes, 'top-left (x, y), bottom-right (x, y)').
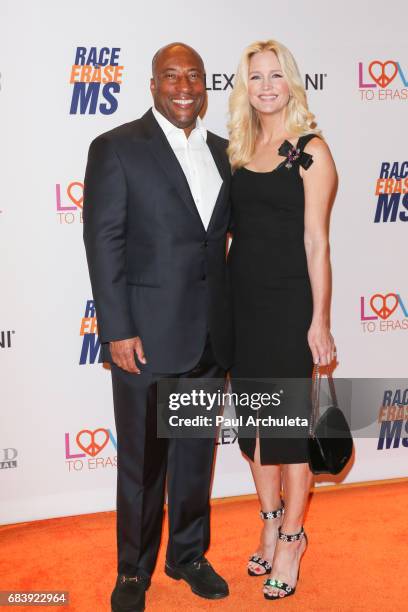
top-left (227, 40), bottom-right (322, 170)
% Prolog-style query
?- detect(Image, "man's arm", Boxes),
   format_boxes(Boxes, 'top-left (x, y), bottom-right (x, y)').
top-left (83, 135), bottom-right (145, 373)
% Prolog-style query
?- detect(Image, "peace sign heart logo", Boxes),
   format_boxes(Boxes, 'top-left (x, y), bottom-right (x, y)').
top-left (76, 428), bottom-right (110, 457)
top-left (67, 181), bottom-right (84, 209)
top-left (368, 61), bottom-right (398, 88)
top-left (369, 293), bottom-right (399, 320)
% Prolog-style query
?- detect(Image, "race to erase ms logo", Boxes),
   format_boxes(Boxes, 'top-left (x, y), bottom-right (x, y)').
top-left (69, 47), bottom-right (124, 115)
top-left (373, 161), bottom-right (408, 223)
top-left (358, 59), bottom-right (408, 101)
top-left (56, 181), bottom-right (83, 224)
top-left (377, 387), bottom-right (408, 450)
top-left (65, 428), bottom-right (117, 471)
top-left (79, 300), bottom-right (102, 365)
top-left (360, 292), bottom-right (408, 333)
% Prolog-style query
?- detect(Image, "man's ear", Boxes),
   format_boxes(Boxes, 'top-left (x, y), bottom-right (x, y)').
top-left (150, 78), bottom-right (156, 95)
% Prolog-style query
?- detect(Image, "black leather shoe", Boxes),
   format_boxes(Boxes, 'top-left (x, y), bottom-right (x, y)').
top-left (165, 557), bottom-right (229, 599)
top-left (111, 574), bottom-right (150, 612)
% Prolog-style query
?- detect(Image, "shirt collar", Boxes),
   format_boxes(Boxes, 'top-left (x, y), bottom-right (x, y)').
top-left (152, 106), bottom-right (207, 142)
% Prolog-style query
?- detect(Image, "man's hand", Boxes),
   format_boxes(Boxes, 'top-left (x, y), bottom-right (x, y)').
top-left (109, 336), bottom-right (147, 373)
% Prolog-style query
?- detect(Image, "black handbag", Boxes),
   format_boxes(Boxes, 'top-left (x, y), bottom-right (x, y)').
top-left (308, 365), bottom-right (353, 475)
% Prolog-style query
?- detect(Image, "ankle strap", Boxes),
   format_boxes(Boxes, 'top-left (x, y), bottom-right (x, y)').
top-left (260, 501), bottom-right (284, 520)
top-left (278, 526), bottom-right (305, 542)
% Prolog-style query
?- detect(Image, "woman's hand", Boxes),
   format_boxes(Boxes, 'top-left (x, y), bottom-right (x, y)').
top-left (307, 322), bottom-right (336, 366)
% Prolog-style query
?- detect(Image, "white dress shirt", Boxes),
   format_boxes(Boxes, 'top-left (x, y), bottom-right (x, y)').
top-left (152, 106), bottom-right (222, 230)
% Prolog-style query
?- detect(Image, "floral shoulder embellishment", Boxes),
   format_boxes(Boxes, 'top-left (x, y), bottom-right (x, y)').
top-left (278, 140), bottom-right (314, 170)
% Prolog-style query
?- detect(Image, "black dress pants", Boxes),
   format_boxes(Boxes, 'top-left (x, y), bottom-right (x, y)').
top-left (110, 336), bottom-right (225, 578)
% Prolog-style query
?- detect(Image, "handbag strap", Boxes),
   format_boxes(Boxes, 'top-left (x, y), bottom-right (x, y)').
top-left (309, 364), bottom-right (339, 437)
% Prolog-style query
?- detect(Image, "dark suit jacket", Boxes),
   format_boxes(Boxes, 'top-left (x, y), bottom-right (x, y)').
top-left (83, 109), bottom-right (233, 372)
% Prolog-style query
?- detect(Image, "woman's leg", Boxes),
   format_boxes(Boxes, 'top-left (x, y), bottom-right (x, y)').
top-left (247, 437), bottom-right (282, 574)
top-left (264, 462), bottom-right (313, 596)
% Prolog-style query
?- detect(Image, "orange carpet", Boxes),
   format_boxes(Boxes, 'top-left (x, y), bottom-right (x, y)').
top-left (1, 480), bottom-right (407, 611)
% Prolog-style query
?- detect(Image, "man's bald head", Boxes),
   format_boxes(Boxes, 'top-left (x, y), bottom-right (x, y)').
top-left (151, 42), bottom-right (204, 77)
top-left (150, 42), bottom-right (206, 136)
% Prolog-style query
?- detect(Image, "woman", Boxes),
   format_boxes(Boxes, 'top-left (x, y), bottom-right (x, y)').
top-left (227, 40), bottom-right (337, 600)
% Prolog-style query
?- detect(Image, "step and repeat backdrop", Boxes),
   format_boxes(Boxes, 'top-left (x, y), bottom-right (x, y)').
top-left (1, 0), bottom-right (407, 524)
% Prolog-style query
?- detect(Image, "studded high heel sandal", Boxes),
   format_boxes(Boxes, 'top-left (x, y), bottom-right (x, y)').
top-left (263, 526), bottom-right (308, 600)
top-left (247, 502), bottom-right (284, 577)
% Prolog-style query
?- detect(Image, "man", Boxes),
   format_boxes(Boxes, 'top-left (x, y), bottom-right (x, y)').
top-left (83, 42), bottom-right (233, 612)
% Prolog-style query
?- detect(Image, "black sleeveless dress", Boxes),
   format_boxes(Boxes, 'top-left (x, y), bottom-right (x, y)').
top-left (228, 134), bottom-right (318, 465)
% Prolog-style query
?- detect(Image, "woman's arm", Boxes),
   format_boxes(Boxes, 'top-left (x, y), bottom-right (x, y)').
top-left (302, 137), bottom-right (338, 366)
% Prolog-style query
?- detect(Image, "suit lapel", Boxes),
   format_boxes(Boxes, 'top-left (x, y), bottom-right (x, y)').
top-left (142, 110), bottom-right (205, 229)
top-left (139, 110), bottom-right (230, 234)
top-left (206, 132), bottom-right (230, 234)
top-left (206, 132), bottom-right (230, 184)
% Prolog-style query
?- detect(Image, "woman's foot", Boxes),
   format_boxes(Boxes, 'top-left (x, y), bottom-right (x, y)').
top-left (263, 527), bottom-right (307, 598)
top-left (248, 506), bottom-right (283, 576)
